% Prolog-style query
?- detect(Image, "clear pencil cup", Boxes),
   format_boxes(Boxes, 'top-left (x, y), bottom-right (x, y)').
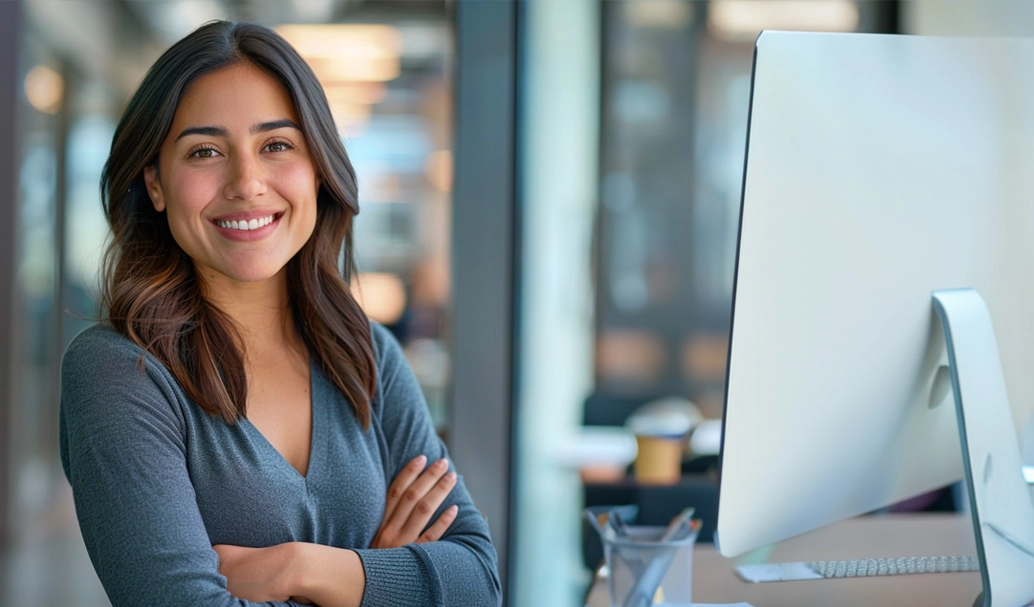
top-left (603, 525), bottom-right (700, 607)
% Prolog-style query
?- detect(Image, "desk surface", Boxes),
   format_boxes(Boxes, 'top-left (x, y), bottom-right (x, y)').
top-left (585, 514), bottom-right (987, 607)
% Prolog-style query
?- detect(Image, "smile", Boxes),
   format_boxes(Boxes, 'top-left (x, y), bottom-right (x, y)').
top-left (215, 214), bottom-right (277, 231)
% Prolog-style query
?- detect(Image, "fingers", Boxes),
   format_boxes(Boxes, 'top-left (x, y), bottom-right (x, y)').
top-left (383, 455), bottom-right (427, 522)
top-left (388, 459), bottom-right (451, 531)
top-left (396, 470), bottom-right (458, 540)
top-left (417, 505), bottom-right (459, 544)
top-left (373, 457), bottom-right (459, 548)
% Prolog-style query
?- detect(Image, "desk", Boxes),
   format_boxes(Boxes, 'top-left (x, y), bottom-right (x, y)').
top-left (586, 514), bottom-right (987, 607)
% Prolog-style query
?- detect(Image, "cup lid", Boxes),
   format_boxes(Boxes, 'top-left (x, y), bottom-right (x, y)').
top-left (625, 411), bottom-right (692, 437)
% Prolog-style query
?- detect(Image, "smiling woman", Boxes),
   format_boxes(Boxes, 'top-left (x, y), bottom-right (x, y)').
top-left (58, 21), bottom-right (500, 607)
top-left (145, 65), bottom-right (318, 291)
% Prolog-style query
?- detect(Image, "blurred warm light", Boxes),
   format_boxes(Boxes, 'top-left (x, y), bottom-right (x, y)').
top-left (277, 24), bottom-right (401, 59)
top-left (276, 25), bottom-right (400, 133)
top-left (680, 334), bottom-right (729, 383)
top-left (306, 57), bottom-right (400, 83)
top-left (623, 0), bottom-right (695, 29)
top-left (596, 330), bottom-right (665, 383)
top-left (276, 24), bottom-right (401, 82)
top-left (410, 259), bottom-right (450, 307)
top-left (708, 0), bottom-right (859, 42)
top-left (24, 65), bottom-right (63, 114)
top-left (351, 272), bottom-right (407, 325)
top-left (324, 82), bottom-right (387, 106)
top-left (424, 150), bottom-right (453, 192)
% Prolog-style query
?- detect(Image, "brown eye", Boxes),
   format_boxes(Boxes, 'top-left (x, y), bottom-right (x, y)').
top-left (190, 147), bottom-right (218, 159)
top-left (266, 141), bottom-right (293, 153)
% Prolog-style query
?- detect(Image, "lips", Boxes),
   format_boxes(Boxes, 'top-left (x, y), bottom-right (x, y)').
top-left (215, 214), bottom-right (276, 231)
top-left (210, 210), bottom-right (284, 242)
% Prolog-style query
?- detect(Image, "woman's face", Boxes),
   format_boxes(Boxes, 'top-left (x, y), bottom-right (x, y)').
top-left (144, 62), bottom-right (319, 287)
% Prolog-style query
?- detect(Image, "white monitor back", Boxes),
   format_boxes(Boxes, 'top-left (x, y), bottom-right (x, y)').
top-left (717, 31), bottom-right (1034, 558)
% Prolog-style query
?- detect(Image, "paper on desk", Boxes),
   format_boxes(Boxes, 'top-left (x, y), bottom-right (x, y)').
top-left (586, 601), bottom-right (753, 607)
top-left (645, 604), bottom-right (754, 607)
top-left (736, 561), bottom-right (824, 582)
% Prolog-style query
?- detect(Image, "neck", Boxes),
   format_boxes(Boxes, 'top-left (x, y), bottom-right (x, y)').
top-left (197, 266), bottom-right (302, 356)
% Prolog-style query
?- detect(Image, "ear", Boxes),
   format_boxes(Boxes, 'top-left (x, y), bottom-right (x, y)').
top-left (143, 164), bottom-right (166, 213)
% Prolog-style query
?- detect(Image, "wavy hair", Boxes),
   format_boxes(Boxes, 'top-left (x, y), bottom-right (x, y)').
top-left (100, 21), bottom-right (375, 427)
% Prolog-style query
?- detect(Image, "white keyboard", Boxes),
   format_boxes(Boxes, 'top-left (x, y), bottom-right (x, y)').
top-left (736, 555), bottom-right (980, 582)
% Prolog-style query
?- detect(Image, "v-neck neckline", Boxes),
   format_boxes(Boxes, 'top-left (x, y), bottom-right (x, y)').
top-left (242, 360), bottom-right (320, 483)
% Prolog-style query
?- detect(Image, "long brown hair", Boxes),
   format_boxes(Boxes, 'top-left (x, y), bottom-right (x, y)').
top-left (100, 21), bottom-right (375, 427)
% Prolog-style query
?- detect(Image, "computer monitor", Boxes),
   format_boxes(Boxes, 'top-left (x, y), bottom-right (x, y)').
top-left (716, 31), bottom-right (1034, 605)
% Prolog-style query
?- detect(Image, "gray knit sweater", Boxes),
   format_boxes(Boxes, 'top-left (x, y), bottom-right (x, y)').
top-left (59, 322), bottom-right (501, 607)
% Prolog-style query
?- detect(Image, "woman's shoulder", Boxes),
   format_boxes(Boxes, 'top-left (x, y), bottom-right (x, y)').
top-left (368, 320), bottom-right (394, 353)
top-left (367, 320), bottom-right (407, 369)
top-left (67, 321), bottom-right (132, 348)
top-left (364, 320), bottom-right (430, 411)
top-left (60, 325), bottom-right (190, 487)
top-left (61, 322), bottom-right (190, 433)
top-left (62, 322), bottom-right (173, 390)
top-left (64, 322), bottom-right (146, 367)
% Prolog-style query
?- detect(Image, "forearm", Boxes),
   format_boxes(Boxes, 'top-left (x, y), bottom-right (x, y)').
top-left (352, 538), bottom-right (501, 607)
top-left (292, 544), bottom-right (366, 607)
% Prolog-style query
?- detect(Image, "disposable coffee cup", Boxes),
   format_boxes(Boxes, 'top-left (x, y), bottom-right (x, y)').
top-left (626, 413), bottom-right (691, 485)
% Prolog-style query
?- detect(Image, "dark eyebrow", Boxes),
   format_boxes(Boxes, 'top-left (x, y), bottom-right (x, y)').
top-left (174, 119), bottom-right (301, 142)
top-left (251, 119), bottom-right (301, 134)
top-left (175, 125), bottom-right (228, 141)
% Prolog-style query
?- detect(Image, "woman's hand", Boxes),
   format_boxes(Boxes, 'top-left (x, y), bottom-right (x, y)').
top-left (212, 543), bottom-right (312, 603)
top-left (371, 455), bottom-right (459, 548)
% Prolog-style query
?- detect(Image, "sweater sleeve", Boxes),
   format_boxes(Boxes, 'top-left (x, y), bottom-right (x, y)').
top-left (352, 323), bottom-right (502, 607)
top-left (59, 327), bottom-right (299, 607)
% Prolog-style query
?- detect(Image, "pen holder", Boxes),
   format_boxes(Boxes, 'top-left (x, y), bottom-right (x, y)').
top-left (603, 524), bottom-right (699, 607)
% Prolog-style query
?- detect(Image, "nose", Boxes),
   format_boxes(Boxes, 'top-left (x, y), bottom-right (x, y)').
top-left (223, 152), bottom-right (267, 201)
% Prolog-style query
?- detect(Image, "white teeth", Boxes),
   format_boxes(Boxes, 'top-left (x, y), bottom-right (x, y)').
top-left (216, 214), bottom-right (276, 230)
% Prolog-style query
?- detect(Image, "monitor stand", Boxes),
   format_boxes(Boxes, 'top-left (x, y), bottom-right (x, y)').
top-left (932, 289), bottom-right (1034, 607)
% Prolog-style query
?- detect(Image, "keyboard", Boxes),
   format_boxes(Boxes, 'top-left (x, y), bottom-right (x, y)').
top-left (736, 555), bottom-right (980, 582)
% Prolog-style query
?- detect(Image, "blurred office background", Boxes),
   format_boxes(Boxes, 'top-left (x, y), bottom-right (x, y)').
top-left (2, 1), bottom-right (1034, 606)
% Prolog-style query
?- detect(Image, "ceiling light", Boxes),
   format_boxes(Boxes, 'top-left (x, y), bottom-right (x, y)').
top-left (277, 24), bottom-right (402, 83)
top-left (708, 0), bottom-right (859, 42)
top-left (276, 24), bottom-right (401, 60)
top-left (306, 57), bottom-right (400, 83)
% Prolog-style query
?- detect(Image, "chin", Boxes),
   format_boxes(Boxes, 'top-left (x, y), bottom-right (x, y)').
top-left (213, 261), bottom-right (290, 285)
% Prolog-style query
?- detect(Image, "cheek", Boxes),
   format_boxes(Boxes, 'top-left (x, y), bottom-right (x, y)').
top-left (279, 163), bottom-right (319, 200)
top-left (165, 167), bottom-right (220, 220)
top-left (160, 169), bottom-right (219, 258)
top-left (275, 162), bottom-right (320, 221)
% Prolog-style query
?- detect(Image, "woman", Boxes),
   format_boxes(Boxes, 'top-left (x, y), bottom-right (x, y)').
top-left (59, 21), bottom-right (500, 607)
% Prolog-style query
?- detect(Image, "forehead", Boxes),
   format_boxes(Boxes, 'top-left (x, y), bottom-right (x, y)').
top-left (171, 63), bottom-right (299, 130)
